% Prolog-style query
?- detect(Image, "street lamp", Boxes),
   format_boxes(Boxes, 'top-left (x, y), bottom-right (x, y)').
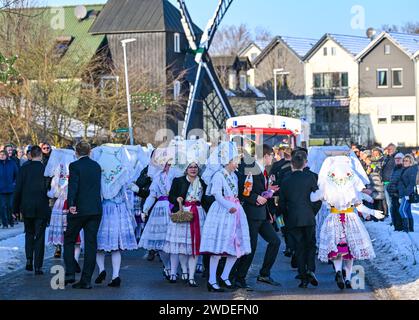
top-left (273, 68), bottom-right (284, 116)
top-left (121, 38), bottom-right (137, 145)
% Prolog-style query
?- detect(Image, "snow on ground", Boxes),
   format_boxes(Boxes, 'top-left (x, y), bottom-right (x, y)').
top-left (0, 227), bottom-right (55, 278)
top-left (366, 204), bottom-right (419, 300)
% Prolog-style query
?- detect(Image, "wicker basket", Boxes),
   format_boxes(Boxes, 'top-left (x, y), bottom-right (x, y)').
top-left (170, 200), bottom-right (194, 223)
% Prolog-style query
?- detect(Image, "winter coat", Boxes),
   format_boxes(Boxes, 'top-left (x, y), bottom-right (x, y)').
top-left (0, 159), bottom-right (19, 194)
top-left (387, 165), bottom-right (404, 197)
top-left (382, 154), bottom-right (396, 182)
top-left (398, 165), bottom-right (419, 198)
top-left (368, 156), bottom-right (385, 200)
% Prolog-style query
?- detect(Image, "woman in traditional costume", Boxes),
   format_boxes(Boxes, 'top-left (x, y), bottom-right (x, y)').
top-left (200, 142), bottom-right (251, 292)
top-left (92, 145), bottom-right (138, 287)
top-left (312, 156), bottom-right (384, 290)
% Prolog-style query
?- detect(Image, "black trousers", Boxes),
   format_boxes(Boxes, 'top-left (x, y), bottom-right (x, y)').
top-left (64, 214), bottom-right (101, 284)
top-left (234, 219), bottom-right (280, 280)
top-left (288, 226), bottom-right (316, 277)
top-left (24, 217), bottom-right (47, 269)
top-left (390, 196), bottom-right (403, 231)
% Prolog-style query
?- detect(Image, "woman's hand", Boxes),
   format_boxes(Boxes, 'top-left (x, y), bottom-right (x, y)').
top-left (177, 197), bottom-right (184, 204)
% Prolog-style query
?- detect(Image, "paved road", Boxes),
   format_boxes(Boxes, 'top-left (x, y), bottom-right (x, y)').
top-left (0, 236), bottom-right (376, 300)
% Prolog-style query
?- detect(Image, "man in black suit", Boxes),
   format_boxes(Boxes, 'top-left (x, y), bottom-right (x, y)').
top-left (279, 151), bottom-right (321, 288)
top-left (233, 144), bottom-right (281, 290)
top-left (64, 141), bottom-right (102, 289)
top-left (13, 146), bottom-right (51, 275)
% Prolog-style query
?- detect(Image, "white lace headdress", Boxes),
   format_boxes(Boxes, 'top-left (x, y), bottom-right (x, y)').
top-left (202, 142), bottom-right (239, 188)
top-left (318, 156), bottom-right (366, 211)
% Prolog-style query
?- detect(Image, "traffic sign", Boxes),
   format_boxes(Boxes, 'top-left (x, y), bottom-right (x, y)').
top-left (113, 128), bottom-right (129, 133)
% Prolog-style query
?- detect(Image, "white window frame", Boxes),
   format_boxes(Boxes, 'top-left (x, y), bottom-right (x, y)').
top-left (174, 33), bottom-right (181, 53)
top-left (384, 44), bottom-right (391, 55)
top-left (391, 68), bottom-right (403, 88)
top-left (173, 80), bottom-right (181, 100)
top-left (377, 68), bottom-right (389, 88)
top-left (331, 47), bottom-right (337, 56)
top-left (100, 75), bottom-right (119, 98)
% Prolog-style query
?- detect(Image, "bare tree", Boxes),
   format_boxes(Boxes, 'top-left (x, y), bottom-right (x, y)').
top-left (210, 24), bottom-right (272, 56)
top-left (381, 22), bottom-right (419, 34)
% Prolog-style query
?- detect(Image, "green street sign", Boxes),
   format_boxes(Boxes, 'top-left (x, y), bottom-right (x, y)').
top-left (113, 128), bottom-right (129, 133)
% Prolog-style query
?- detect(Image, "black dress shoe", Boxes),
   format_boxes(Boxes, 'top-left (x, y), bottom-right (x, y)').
top-left (35, 269), bottom-right (44, 275)
top-left (219, 278), bottom-right (234, 290)
top-left (108, 277), bottom-right (121, 288)
top-left (335, 271), bottom-right (345, 290)
top-left (72, 282), bottom-right (92, 289)
top-left (26, 260), bottom-right (33, 271)
top-left (188, 279), bottom-right (198, 287)
top-left (307, 272), bottom-right (319, 287)
top-left (298, 279), bottom-right (309, 288)
top-left (345, 280), bottom-right (352, 289)
top-left (207, 282), bottom-right (225, 292)
top-left (95, 271), bottom-right (107, 284)
top-left (257, 275), bottom-right (281, 287)
top-left (295, 274), bottom-right (303, 280)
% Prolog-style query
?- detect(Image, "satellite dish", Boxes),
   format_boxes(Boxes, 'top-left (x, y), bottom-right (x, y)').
top-left (74, 5), bottom-right (88, 21)
top-left (366, 27), bottom-right (377, 40)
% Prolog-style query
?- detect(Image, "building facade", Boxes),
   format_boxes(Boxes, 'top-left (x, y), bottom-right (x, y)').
top-left (357, 32), bottom-right (419, 147)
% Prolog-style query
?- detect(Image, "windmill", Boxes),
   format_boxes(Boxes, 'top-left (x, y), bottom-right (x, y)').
top-left (176, 0), bottom-right (236, 138)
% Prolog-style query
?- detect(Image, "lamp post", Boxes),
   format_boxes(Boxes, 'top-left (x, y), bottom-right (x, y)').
top-left (273, 68), bottom-right (284, 116)
top-left (121, 38), bottom-right (137, 145)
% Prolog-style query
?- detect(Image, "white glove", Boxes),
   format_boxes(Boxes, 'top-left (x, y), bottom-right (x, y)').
top-left (130, 183), bottom-right (140, 193)
top-left (141, 212), bottom-right (148, 222)
top-left (356, 204), bottom-right (385, 220)
top-left (405, 196), bottom-right (409, 200)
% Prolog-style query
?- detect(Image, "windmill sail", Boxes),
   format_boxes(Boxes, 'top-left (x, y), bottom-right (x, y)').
top-left (177, 0), bottom-right (236, 138)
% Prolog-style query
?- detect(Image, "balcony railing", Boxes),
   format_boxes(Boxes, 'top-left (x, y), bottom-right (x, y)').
top-left (313, 87), bottom-right (349, 98)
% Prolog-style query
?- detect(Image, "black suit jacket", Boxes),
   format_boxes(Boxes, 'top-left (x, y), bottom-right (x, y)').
top-left (169, 176), bottom-right (214, 213)
top-left (238, 160), bottom-right (270, 221)
top-left (67, 156), bottom-right (102, 216)
top-left (279, 170), bottom-right (320, 229)
top-left (13, 161), bottom-right (51, 219)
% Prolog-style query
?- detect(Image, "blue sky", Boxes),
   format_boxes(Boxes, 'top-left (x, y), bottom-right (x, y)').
top-left (44, 0), bottom-right (419, 38)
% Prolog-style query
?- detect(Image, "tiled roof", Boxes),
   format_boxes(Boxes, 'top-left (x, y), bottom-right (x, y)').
top-left (388, 32), bottom-right (419, 56)
top-left (328, 34), bottom-right (371, 56)
top-left (305, 33), bottom-right (371, 60)
top-left (280, 36), bottom-right (318, 58)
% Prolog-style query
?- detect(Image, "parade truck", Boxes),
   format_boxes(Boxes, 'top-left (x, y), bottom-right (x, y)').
top-left (226, 114), bottom-right (310, 149)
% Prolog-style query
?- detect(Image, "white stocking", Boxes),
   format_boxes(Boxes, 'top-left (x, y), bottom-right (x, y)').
top-left (343, 259), bottom-right (354, 281)
top-left (188, 256), bottom-right (198, 280)
top-left (74, 245), bottom-right (81, 263)
top-left (170, 254), bottom-right (179, 276)
top-left (179, 254), bottom-right (188, 274)
top-left (221, 256), bottom-right (237, 281)
top-left (209, 256), bottom-right (221, 285)
top-left (111, 251), bottom-right (121, 280)
top-left (159, 251), bottom-right (170, 270)
top-left (332, 256), bottom-right (343, 273)
top-left (96, 252), bottom-right (105, 273)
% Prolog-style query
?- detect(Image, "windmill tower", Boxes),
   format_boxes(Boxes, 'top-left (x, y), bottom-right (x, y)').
top-left (177, 0), bottom-right (236, 138)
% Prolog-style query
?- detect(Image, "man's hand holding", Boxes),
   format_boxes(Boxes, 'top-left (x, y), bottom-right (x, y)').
top-left (69, 207), bottom-right (78, 215)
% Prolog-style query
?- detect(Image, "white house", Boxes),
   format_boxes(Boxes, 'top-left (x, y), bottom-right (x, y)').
top-left (303, 33), bottom-right (370, 143)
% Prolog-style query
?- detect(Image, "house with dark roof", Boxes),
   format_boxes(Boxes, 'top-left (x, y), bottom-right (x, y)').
top-left (303, 33), bottom-right (370, 143)
top-left (356, 32), bottom-right (419, 147)
top-left (88, 0), bottom-right (203, 141)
